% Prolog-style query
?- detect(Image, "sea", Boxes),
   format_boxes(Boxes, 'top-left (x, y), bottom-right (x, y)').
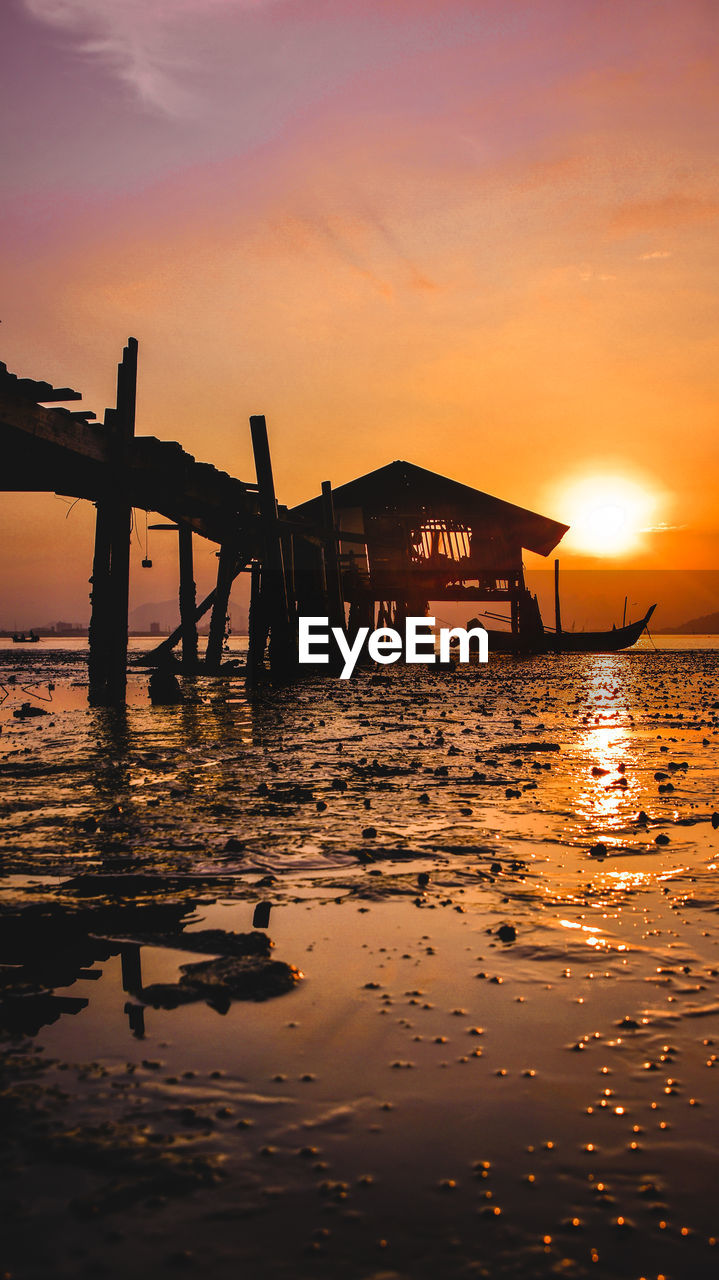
top-left (1, 638), bottom-right (719, 1279)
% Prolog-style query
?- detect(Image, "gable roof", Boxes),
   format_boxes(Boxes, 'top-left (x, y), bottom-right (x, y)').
top-left (292, 460), bottom-right (569, 558)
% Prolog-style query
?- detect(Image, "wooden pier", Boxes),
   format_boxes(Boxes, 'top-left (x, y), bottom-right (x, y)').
top-left (1, 339), bottom-right (568, 702)
top-left (0, 341), bottom-right (348, 700)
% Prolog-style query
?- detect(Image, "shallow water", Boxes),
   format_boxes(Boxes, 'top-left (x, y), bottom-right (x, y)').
top-left (2, 647), bottom-right (719, 1279)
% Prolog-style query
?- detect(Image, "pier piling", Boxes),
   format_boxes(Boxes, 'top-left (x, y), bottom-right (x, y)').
top-left (206, 539), bottom-right (237, 672)
top-left (178, 524), bottom-right (198, 671)
top-left (249, 415), bottom-right (297, 681)
top-left (88, 338), bottom-right (137, 706)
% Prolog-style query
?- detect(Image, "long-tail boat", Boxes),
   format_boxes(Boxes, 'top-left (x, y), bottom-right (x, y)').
top-left (474, 603), bottom-right (656, 655)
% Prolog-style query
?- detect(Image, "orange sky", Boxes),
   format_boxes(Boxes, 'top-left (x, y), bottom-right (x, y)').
top-left (1, 0), bottom-right (718, 626)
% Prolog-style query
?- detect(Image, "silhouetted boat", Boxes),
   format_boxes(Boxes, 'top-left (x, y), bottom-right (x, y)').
top-left (547, 605), bottom-right (656, 653)
top-left (481, 605), bottom-right (657, 655)
top-left (12, 630), bottom-right (40, 643)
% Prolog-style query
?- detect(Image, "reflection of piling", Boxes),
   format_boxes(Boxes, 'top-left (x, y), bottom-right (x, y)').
top-left (120, 943), bottom-right (143, 995)
top-left (88, 339), bottom-right (137, 706)
top-left (253, 901), bottom-right (272, 929)
top-left (125, 1003), bottom-right (146, 1039)
top-left (122, 943), bottom-right (145, 1037)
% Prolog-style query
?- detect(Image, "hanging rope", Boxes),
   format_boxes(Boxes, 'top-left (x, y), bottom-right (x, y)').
top-left (141, 511), bottom-right (153, 567)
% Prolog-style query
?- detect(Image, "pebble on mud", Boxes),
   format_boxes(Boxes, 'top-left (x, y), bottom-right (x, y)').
top-left (496, 924), bottom-right (517, 943)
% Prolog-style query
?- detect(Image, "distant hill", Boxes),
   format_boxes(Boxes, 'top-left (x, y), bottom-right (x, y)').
top-left (656, 610), bottom-right (719, 635)
top-left (129, 600), bottom-right (248, 634)
top-left (130, 600), bottom-right (179, 632)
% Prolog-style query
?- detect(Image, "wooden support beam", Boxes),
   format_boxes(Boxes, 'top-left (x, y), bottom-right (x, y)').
top-left (246, 561), bottom-right (266, 688)
top-left (88, 339), bottom-right (137, 706)
top-left (88, 502), bottom-right (113, 702)
top-left (140, 557), bottom-right (247, 665)
top-left (106, 339), bottom-right (137, 704)
top-left (508, 563), bottom-right (527, 654)
top-left (250, 415), bottom-right (296, 680)
top-left (554, 558), bottom-right (562, 635)
top-left (321, 480), bottom-right (345, 634)
top-left (178, 524), bottom-right (198, 671)
top-left (205, 539), bottom-right (237, 671)
top-left (278, 503), bottom-right (296, 608)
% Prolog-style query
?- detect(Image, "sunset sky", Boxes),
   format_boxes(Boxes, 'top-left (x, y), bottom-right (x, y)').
top-left (2, 0), bottom-right (718, 626)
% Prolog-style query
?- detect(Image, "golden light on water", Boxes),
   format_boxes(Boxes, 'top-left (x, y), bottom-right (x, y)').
top-left (605, 870), bottom-right (653, 892)
top-left (575, 723), bottom-right (634, 828)
top-left (554, 474), bottom-right (659, 556)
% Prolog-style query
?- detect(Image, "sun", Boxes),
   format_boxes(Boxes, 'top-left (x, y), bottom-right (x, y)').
top-left (555, 474), bottom-right (657, 557)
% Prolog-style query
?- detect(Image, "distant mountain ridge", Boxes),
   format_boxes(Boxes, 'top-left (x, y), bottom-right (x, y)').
top-left (129, 600), bottom-right (179, 631)
top-left (129, 600), bottom-right (248, 633)
top-left (656, 609), bottom-right (719, 635)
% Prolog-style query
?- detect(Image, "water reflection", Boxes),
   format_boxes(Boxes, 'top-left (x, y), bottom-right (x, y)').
top-left (1, 645), bottom-right (715, 887)
top-left (3, 647), bottom-right (719, 1280)
top-left (573, 723), bottom-right (634, 831)
top-left (603, 869), bottom-right (654, 893)
top-left (557, 916), bottom-right (624, 951)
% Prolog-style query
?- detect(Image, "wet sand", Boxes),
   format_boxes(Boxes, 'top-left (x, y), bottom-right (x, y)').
top-left (2, 647), bottom-right (719, 1279)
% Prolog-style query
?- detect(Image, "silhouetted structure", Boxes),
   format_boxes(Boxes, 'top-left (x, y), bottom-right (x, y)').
top-left (292, 460), bottom-right (568, 641)
top-left (1, 341), bottom-right (579, 696)
top-left (0, 344), bottom-right (261, 699)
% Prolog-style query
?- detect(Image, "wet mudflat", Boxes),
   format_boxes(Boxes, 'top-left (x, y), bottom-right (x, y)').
top-left (1, 647), bottom-right (719, 1280)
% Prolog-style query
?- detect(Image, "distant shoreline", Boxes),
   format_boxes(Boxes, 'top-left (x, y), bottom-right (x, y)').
top-left (0, 630), bottom-right (251, 639)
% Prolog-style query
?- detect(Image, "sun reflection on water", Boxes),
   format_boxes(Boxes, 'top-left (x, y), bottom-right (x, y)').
top-left (557, 917), bottom-right (622, 950)
top-left (603, 869), bottom-right (653, 892)
top-left (573, 722), bottom-right (635, 834)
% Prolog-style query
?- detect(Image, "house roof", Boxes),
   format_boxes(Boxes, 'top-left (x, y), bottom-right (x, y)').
top-left (292, 460), bottom-right (569, 558)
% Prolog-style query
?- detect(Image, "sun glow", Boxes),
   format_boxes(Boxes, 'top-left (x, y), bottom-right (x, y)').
top-left (556, 475), bottom-right (657, 556)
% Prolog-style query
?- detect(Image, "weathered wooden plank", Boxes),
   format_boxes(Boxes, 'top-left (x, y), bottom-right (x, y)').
top-left (0, 401), bottom-right (259, 545)
top-left (7, 375), bottom-right (82, 402)
top-left (0, 388), bottom-right (109, 463)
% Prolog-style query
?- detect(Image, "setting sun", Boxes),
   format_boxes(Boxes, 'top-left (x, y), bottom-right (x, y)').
top-left (554, 475), bottom-right (658, 557)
